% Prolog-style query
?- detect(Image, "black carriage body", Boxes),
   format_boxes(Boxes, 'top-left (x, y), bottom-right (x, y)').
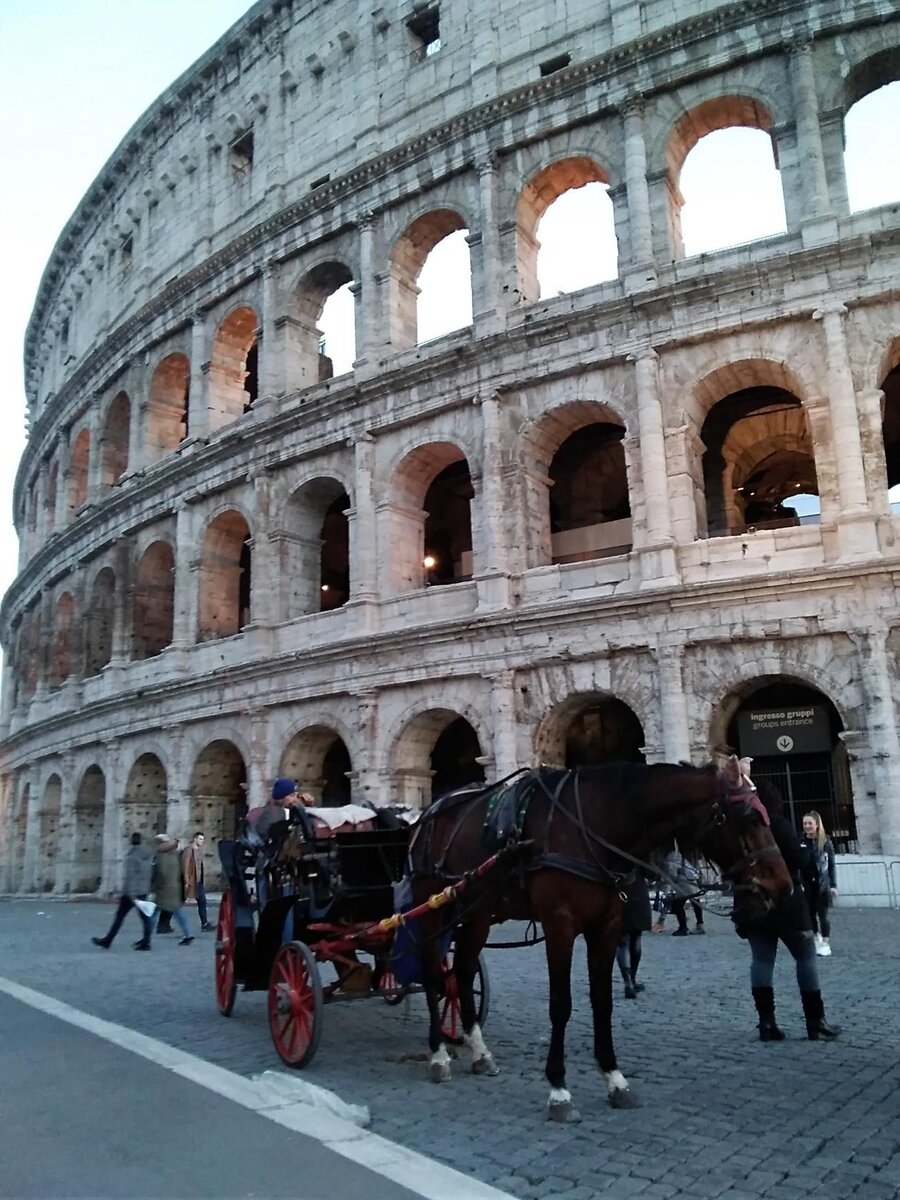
top-left (218, 822), bottom-right (410, 991)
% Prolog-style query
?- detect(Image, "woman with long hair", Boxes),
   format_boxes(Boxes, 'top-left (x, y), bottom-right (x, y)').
top-left (801, 810), bottom-right (838, 957)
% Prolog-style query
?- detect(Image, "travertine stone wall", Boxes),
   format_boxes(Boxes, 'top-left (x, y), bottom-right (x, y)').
top-left (2, 0), bottom-right (900, 893)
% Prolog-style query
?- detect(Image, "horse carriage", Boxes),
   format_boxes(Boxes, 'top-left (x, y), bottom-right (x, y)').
top-left (214, 804), bottom-right (491, 1068)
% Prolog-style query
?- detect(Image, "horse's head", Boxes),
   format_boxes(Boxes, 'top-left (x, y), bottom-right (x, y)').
top-left (694, 756), bottom-right (793, 906)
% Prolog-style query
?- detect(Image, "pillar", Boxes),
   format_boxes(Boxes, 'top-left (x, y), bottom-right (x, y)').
top-left (629, 347), bottom-right (678, 585)
top-left (656, 642), bottom-right (692, 762)
top-left (53, 755), bottom-right (76, 895)
top-left (812, 303), bottom-right (878, 559)
top-left (100, 740), bottom-right (122, 894)
top-left (469, 155), bottom-right (504, 329)
top-left (87, 398), bottom-right (104, 501)
top-left (789, 41), bottom-right (837, 245)
top-left (473, 394), bottom-right (514, 610)
top-left (622, 102), bottom-right (656, 289)
top-left (171, 504), bottom-right (197, 647)
top-left (348, 434), bottom-right (378, 603)
top-left (489, 671), bottom-right (521, 777)
top-left (189, 310), bottom-right (211, 441)
top-left (353, 690), bottom-right (383, 806)
top-left (353, 213), bottom-right (379, 371)
top-left (248, 474), bottom-right (275, 627)
top-left (852, 628), bottom-right (900, 856)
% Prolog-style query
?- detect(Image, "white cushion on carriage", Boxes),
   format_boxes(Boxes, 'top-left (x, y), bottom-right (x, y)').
top-left (307, 804), bottom-right (377, 831)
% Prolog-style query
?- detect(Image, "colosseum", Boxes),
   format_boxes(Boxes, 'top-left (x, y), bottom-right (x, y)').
top-left (2, 0), bottom-right (899, 900)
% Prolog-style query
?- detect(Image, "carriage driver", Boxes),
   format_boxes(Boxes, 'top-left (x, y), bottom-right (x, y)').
top-left (249, 778), bottom-right (315, 840)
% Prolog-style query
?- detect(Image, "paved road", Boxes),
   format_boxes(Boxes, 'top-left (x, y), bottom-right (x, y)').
top-left (1, 898), bottom-right (899, 1200)
top-left (0, 991), bottom-right (423, 1200)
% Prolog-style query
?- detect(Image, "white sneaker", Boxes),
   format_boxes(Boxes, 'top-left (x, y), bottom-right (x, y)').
top-left (817, 939), bottom-right (832, 957)
top-left (813, 932), bottom-right (823, 949)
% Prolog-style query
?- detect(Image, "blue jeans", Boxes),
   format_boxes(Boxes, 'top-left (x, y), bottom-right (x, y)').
top-left (748, 930), bottom-right (819, 992)
top-left (155, 907), bottom-right (189, 937)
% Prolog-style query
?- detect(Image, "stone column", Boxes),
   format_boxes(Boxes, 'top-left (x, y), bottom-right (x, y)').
top-left (348, 435), bottom-right (379, 606)
top-left (22, 773), bottom-right (40, 893)
top-left (489, 671), bottom-right (521, 777)
top-left (812, 303), bottom-right (878, 559)
top-left (189, 310), bottom-right (211, 441)
top-left (656, 642), bottom-right (692, 762)
top-left (35, 462), bottom-right (50, 547)
top-left (469, 155), bottom-right (504, 329)
top-left (108, 539), bottom-right (134, 667)
top-left (170, 504), bottom-right (197, 647)
top-left (354, 690), bottom-right (384, 806)
top-left (53, 754), bottom-right (76, 895)
top-left (55, 431), bottom-right (70, 528)
top-left (87, 398), bottom-right (104, 501)
top-left (473, 394), bottom-right (514, 610)
top-left (622, 102), bottom-right (656, 290)
top-left (629, 347), bottom-right (678, 585)
top-left (100, 740), bottom-right (122, 894)
top-left (248, 474), bottom-right (275, 628)
top-left (789, 42), bottom-right (837, 245)
top-left (353, 213), bottom-right (378, 372)
top-left (851, 628), bottom-right (900, 856)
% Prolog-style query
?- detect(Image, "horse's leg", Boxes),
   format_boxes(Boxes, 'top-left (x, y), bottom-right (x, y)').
top-left (421, 923), bottom-right (453, 1083)
top-left (454, 909), bottom-right (499, 1076)
top-left (541, 913), bottom-right (581, 1123)
top-left (584, 921), bottom-right (640, 1109)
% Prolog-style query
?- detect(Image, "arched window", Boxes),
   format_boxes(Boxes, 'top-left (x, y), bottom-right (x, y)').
top-left (198, 512), bottom-right (252, 640)
top-left (293, 262), bottom-right (356, 387)
top-left (667, 97), bottom-right (786, 257)
top-left (67, 429), bottom-right (91, 517)
top-left (517, 157), bottom-right (618, 301)
top-left (390, 443), bottom-right (473, 592)
top-left (84, 568), bottom-right (115, 676)
top-left (209, 307), bottom-right (258, 431)
top-left (50, 593), bottom-right (75, 687)
top-left (146, 355), bottom-right (189, 461)
top-left (390, 211), bottom-right (472, 349)
top-left (101, 392), bottom-right (130, 488)
top-left (133, 541), bottom-right (175, 659)
top-left (843, 64), bottom-right (900, 213)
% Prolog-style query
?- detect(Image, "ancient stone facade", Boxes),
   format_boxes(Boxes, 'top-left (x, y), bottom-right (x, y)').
top-left (2, 0), bottom-right (900, 894)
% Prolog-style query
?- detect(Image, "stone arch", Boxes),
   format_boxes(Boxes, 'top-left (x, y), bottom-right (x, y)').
top-left (279, 724), bottom-right (354, 806)
top-left (843, 63), bottom-right (900, 212)
top-left (22, 605), bottom-right (42, 698)
top-left (189, 739), bottom-right (247, 881)
top-left (278, 477), bottom-right (350, 619)
top-left (146, 353), bottom-right (189, 461)
top-left (712, 676), bottom-right (856, 852)
top-left (101, 391), bottom-right (130, 488)
top-left (291, 260), bottom-right (356, 387)
top-left (123, 752), bottom-right (168, 840)
top-left (73, 764), bottom-right (105, 892)
top-left (38, 774), bottom-right (62, 892)
top-left (516, 156), bottom-right (615, 302)
top-left (389, 209), bottom-right (471, 349)
top-left (209, 306), bottom-right (258, 431)
top-left (133, 540), bottom-right (175, 659)
top-left (84, 567), bottom-right (116, 676)
top-left (534, 693), bottom-right (646, 767)
top-left (879, 339), bottom-right (900, 505)
top-left (522, 401), bottom-right (631, 568)
top-left (388, 442), bottom-right (473, 592)
top-left (198, 510), bottom-right (252, 641)
top-left (67, 428), bottom-right (90, 516)
top-left (50, 592), bottom-right (75, 687)
top-left (391, 708), bottom-right (486, 808)
top-left (664, 95), bottom-right (782, 257)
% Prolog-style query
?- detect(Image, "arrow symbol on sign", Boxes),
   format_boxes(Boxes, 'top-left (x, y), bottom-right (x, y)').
top-left (776, 735), bottom-right (793, 753)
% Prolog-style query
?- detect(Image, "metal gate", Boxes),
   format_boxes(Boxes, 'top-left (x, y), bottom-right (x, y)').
top-left (751, 753), bottom-right (858, 853)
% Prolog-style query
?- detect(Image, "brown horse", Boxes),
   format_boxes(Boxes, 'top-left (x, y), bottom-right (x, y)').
top-left (406, 755), bottom-right (792, 1120)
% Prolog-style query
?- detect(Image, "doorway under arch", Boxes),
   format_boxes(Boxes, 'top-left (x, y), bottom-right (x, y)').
top-left (279, 726), bottom-right (353, 806)
top-left (535, 694), bottom-right (646, 767)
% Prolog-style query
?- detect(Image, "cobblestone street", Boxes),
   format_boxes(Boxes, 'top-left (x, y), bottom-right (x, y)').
top-left (2, 899), bottom-right (899, 1200)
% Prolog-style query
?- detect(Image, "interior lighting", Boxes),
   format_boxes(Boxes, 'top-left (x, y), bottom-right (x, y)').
top-left (423, 555), bottom-right (436, 569)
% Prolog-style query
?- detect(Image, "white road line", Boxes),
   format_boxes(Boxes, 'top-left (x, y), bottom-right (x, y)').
top-left (0, 975), bottom-right (514, 1200)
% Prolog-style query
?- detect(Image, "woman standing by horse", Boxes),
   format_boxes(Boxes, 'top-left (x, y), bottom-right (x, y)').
top-left (800, 810), bottom-right (838, 956)
top-left (734, 785), bottom-right (840, 1042)
top-left (406, 755), bottom-right (793, 1119)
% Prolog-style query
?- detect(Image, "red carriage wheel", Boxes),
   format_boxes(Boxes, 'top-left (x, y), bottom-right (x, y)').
top-left (379, 967), bottom-right (407, 1006)
top-left (215, 890), bottom-right (237, 1016)
top-left (439, 950), bottom-right (490, 1045)
top-left (268, 940), bottom-right (323, 1069)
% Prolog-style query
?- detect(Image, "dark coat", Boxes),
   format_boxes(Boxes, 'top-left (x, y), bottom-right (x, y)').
top-left (732, 813), bottom-right (815, 939)
top-left (122, 844), bottom-right (154, 898)
top-left (621, 876), bottom-right (652, 933)
top-left (800, 836), bottom-right (836, 907)
top-left (152, 847), bottom-right (185, 911)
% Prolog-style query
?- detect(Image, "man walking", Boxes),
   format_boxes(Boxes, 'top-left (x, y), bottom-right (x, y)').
top-left (182, 831), bottom-right (213, 932)
top-left (91, 832), bottom-right (155, 950)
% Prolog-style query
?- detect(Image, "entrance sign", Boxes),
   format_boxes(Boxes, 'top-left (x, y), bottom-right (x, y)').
top-left (737, 706), bottom-right (831, 756)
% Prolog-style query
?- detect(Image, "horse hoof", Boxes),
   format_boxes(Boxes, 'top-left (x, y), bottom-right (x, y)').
top-left (608, 1087), bottom-right (640, 1110)
top-left (429, 1061), bottom-right (452, 1083)
top-left (547, 1101), bottom-right (582, 1123)
top-left (472, 1055), bottom-right (499, 1077)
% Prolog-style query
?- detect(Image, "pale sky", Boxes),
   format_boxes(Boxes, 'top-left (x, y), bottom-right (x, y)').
top-left (0, 6), bottom-right (897, 613)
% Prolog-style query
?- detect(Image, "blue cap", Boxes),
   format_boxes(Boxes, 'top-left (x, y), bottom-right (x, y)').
top-left (271, 777), bottom-right (298, 801)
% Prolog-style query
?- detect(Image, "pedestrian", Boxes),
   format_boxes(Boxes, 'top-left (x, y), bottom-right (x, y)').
top-left (616, 876), bottom-right (652, 999)
top-left (151, 834), bottom-right (194, 945)
top-left (801, 810), bottom-right (838, 957)
top-left (91, 832), bottom-right (155, 951)
top-left (669, 854), bottom-right (705, 936)
top-left (182, 830), bottom-right (213, 932)
top-left (249, 778), bottom-right (299, 839)
top-left (732, 783), bottom-right (840, 1041)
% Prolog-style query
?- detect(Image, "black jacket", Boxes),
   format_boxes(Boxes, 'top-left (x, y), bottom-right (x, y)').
top-left (620, 876), bottom-right (652, 933)
top-left (732, 813), bottom-right (815, 939)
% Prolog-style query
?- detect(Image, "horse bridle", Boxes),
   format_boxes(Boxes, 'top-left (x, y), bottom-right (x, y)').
top-left (704, 778), bottom-right (783, 901)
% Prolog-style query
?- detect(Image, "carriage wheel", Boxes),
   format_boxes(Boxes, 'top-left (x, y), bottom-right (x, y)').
top-left (215, 890), bottom-right (237, 1016)
top-left (440, 950), bottom-right (490, 1045)
top-left (268, 941), bottom-right (323, 1069)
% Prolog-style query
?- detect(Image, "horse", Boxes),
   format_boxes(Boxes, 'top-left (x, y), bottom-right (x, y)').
top-left (405, 755), bottom-right (793, 1121)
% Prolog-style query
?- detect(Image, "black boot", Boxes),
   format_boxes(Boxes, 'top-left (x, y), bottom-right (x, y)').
top-left (752, 986), bottom-right (785, 1041)
top-left (801, 991), bottom-right (841, 1040)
